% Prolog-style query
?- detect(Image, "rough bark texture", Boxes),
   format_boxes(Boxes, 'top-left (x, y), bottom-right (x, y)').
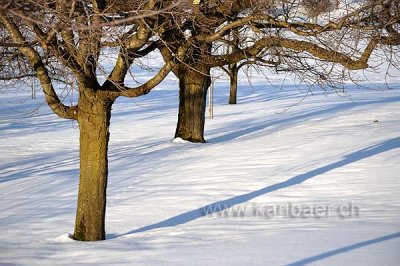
top-left (73, 89), bottom-right (114, 241)
top-left (229, 64), bottom-right (238, 105)
top-left (174, 66), bottom-right (211, 143)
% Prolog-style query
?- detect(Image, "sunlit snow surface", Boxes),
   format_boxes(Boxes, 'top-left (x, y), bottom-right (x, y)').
top-left (1, 72), bottom-right (399, 265)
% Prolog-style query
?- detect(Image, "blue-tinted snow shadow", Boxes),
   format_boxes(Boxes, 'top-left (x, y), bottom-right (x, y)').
top-left (286, 232), bottom-right (400, 266)
top-left (0, 151), bottom-right (78, 184)
top-left (111, 89), bottom-right (178, 120)
top-left (210, 96), bottom-right (400, 143)
top-left (114, 137), bottom-right (400, 238)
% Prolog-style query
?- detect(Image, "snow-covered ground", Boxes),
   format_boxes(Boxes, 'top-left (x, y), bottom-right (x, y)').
top-left (1, 73), bottom-right (399, 265)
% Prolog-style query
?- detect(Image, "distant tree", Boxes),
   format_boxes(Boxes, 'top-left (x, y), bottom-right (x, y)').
top-left (159, 0), bottom-right (400, 142)
top-left (219, 28), bottom-right (278, 105)
top-left (220, 30), bottom-right (242, 105)
top-left (0, 0), bottom-right (184, 241)
top-left (222, 0), bottom-right (342, 105)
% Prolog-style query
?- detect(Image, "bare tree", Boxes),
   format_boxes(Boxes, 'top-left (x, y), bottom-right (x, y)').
top-left (220, 29), bottom-right (242, 105)
top-left (158, 0), bottom-right (399, 142)
top-left (0, 0), bottom-right (184, 241)
top-left (219, 27), bottom-right (276, 105)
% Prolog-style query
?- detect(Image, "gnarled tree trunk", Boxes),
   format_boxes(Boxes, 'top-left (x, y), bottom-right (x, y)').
top-left (174, 66), bottom-right (211, 143)
top-left (73, 89), bottom-right (114, 241)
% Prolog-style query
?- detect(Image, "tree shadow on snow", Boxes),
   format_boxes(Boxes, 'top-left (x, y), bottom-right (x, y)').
top-left (115, 137), bottom-right (400, 238)
top-left (285, 232), bottom-right (400, 266)
top-left (210, 96), bottom-right (400, 143)
top-left (0, 150), bottom-right (78, 184)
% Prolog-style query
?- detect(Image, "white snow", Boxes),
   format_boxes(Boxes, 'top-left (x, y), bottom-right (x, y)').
top-left (1, 74), bottom-right (400, 265)
top-left (172, 137), bottom-right (192, 144)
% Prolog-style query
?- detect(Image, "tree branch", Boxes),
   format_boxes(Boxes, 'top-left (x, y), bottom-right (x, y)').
top-left (206, 36), bottom-right (375, 70)
top-left (117, 45), bottom-right (188, 98)
top-left (118, 58), bottom-right (176, 98)
top-left (0, 12), bottom-right (77, 120)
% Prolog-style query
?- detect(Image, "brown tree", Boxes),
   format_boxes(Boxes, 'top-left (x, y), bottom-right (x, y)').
top-left (159, 0), bottom-right (400, 142)
top-left (219, 28), bottom-right (276, 105)
top-left (0, 0), bottom-right (184, 241)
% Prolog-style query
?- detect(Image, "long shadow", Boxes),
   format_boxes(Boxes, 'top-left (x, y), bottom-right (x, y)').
top-left (210, 97), bottom-right (400, 143)
top-left (0, 150), bottom-right (79, 184)
top-left (286, 232), bottom-right (400, 266)
top-left (116, 137), bottom-right (400, 238)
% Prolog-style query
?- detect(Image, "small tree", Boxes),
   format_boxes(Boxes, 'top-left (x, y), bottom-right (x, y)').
top-left (220, 30), bottom-right (242, 105)
top-left (219, 28), bottom-right (278, 104)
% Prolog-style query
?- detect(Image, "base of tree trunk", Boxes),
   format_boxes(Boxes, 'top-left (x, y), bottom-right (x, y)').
top-left (174, 67), bottom-right (210, 143)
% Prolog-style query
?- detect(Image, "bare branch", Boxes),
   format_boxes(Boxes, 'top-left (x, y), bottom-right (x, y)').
top-left (0, 11), bottom-right (77, 120)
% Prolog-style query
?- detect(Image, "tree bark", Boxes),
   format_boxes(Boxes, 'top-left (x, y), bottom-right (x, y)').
top-left (229, 64), bottom-right (238, 105)
top-left (73, 89), bottom-right (114, 241)
top-left (174, 66), bottom-right (211, 143)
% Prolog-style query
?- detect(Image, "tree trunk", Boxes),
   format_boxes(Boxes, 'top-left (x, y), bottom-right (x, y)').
top-left (229, 65), bottom-right (238, 105)
top-left (73, 90), bottom-right (114, 241)
top-left (174, 66), bottom-right (211, 143)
